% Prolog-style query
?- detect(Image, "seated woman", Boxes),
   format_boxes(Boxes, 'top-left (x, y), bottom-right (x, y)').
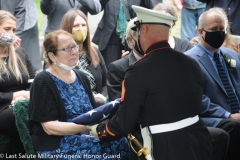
top-left (61, 9), bottom-right (107, 105)
top-left (0, 10), bottom-right (35, 153)
top-left (28, 30), bottom-right (131, 159)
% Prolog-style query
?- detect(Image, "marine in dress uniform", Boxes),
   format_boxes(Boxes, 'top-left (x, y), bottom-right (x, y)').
top-left (95, 5), bottom-right (212, 160)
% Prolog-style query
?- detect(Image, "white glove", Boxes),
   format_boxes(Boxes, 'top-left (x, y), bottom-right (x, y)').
top-left (87, 124), bottom-right (98, 137)
top-left (94, 93), bottom-right (106, 102)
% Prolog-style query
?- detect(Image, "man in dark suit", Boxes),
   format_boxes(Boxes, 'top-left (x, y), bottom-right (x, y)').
top-left (107, 52), bottom-right (137, 101)
top-left (40, 0), bottom-right (102, 34)
top-left (92, 0), bottom-right (162, 68)
top-left (94, 5), bottom-right (213, 159)
top-left (185, 8), bottom-right (240, 159)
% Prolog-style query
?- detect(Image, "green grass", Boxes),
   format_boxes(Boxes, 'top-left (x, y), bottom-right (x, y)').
top-left (35, 0), bottom-right (44, 36)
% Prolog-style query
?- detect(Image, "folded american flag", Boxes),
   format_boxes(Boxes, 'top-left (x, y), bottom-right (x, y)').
top-left (72, 98), bottom-right (120, 125)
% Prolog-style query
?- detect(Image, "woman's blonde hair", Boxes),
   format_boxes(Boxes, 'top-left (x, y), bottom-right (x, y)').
top-left (60, 9), bottom-right (100, 68)
top-left (0, 10), bottom-right (29, 82)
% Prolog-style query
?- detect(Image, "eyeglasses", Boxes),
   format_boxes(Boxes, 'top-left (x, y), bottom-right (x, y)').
top-left (56, 45), bottom-right (79, 53)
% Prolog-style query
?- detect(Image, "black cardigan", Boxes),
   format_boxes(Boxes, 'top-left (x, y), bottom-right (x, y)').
top-left (28, 69), bottom-right (96, 150)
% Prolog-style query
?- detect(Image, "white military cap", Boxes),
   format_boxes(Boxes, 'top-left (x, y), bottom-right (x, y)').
top-left (131, 5), bottom-right (177, 28)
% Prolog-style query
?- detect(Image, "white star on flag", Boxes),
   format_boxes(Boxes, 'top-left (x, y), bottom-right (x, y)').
top-left (103, 114), bottom-right (109, 118)
top-left (109, 99), bottom-right (120, 107)
top-left (87, 110), bottom-right (97, 116)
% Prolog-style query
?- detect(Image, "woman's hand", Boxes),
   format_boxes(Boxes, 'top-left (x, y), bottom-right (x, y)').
top-left (13, 90), bottom-right (30, 101)
top-left (13, 36), bottom-right (21, 47)
top-left (11, 96), bottom-right (27, 106)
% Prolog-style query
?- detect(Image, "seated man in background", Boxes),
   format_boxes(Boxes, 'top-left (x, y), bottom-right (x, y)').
top-left (197, 0), bottom-right (240, 36)
top-left (190, 7), bottom-right (240, 54)
top-left (185, 8), bottom-right (240, 159)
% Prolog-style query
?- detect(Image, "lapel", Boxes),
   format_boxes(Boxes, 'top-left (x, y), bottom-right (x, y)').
top-left (128, 51), bottom-right (137, 65)
top-left (197, 47), bottom-right (228, 96)
top-left (221, 49), bottom-right (240, 93)
top-left (68, 0), bottom-right (75, 8)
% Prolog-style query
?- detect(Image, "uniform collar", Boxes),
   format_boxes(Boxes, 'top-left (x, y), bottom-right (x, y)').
top-left (146, 41), bottom-right (170, 54)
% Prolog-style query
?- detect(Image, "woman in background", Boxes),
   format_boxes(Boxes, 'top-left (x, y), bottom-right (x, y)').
top-left (61, 9), bottom-right (107, 105)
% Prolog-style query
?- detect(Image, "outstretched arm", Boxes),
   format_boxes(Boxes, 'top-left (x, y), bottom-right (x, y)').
top-left (97, 67), bottom-right (144, 141)
top-left (41, 120), bottom-right (89, 136)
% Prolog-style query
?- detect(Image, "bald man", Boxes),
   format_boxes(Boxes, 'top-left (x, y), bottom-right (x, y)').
top-left (198, 0), bottom-right (240, 36)
top-left (185, 9), bottom-right (240, 159)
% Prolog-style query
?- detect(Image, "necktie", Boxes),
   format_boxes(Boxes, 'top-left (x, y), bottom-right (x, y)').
top-left (214, 52), bottom-right (239, 113)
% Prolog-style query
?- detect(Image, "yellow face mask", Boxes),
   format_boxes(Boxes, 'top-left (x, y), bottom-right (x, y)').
top-left (72, 29), bottom-right (87, 44)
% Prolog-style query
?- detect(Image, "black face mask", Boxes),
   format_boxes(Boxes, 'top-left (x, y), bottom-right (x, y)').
top-left (202, 28), bottom-right (226, 48)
